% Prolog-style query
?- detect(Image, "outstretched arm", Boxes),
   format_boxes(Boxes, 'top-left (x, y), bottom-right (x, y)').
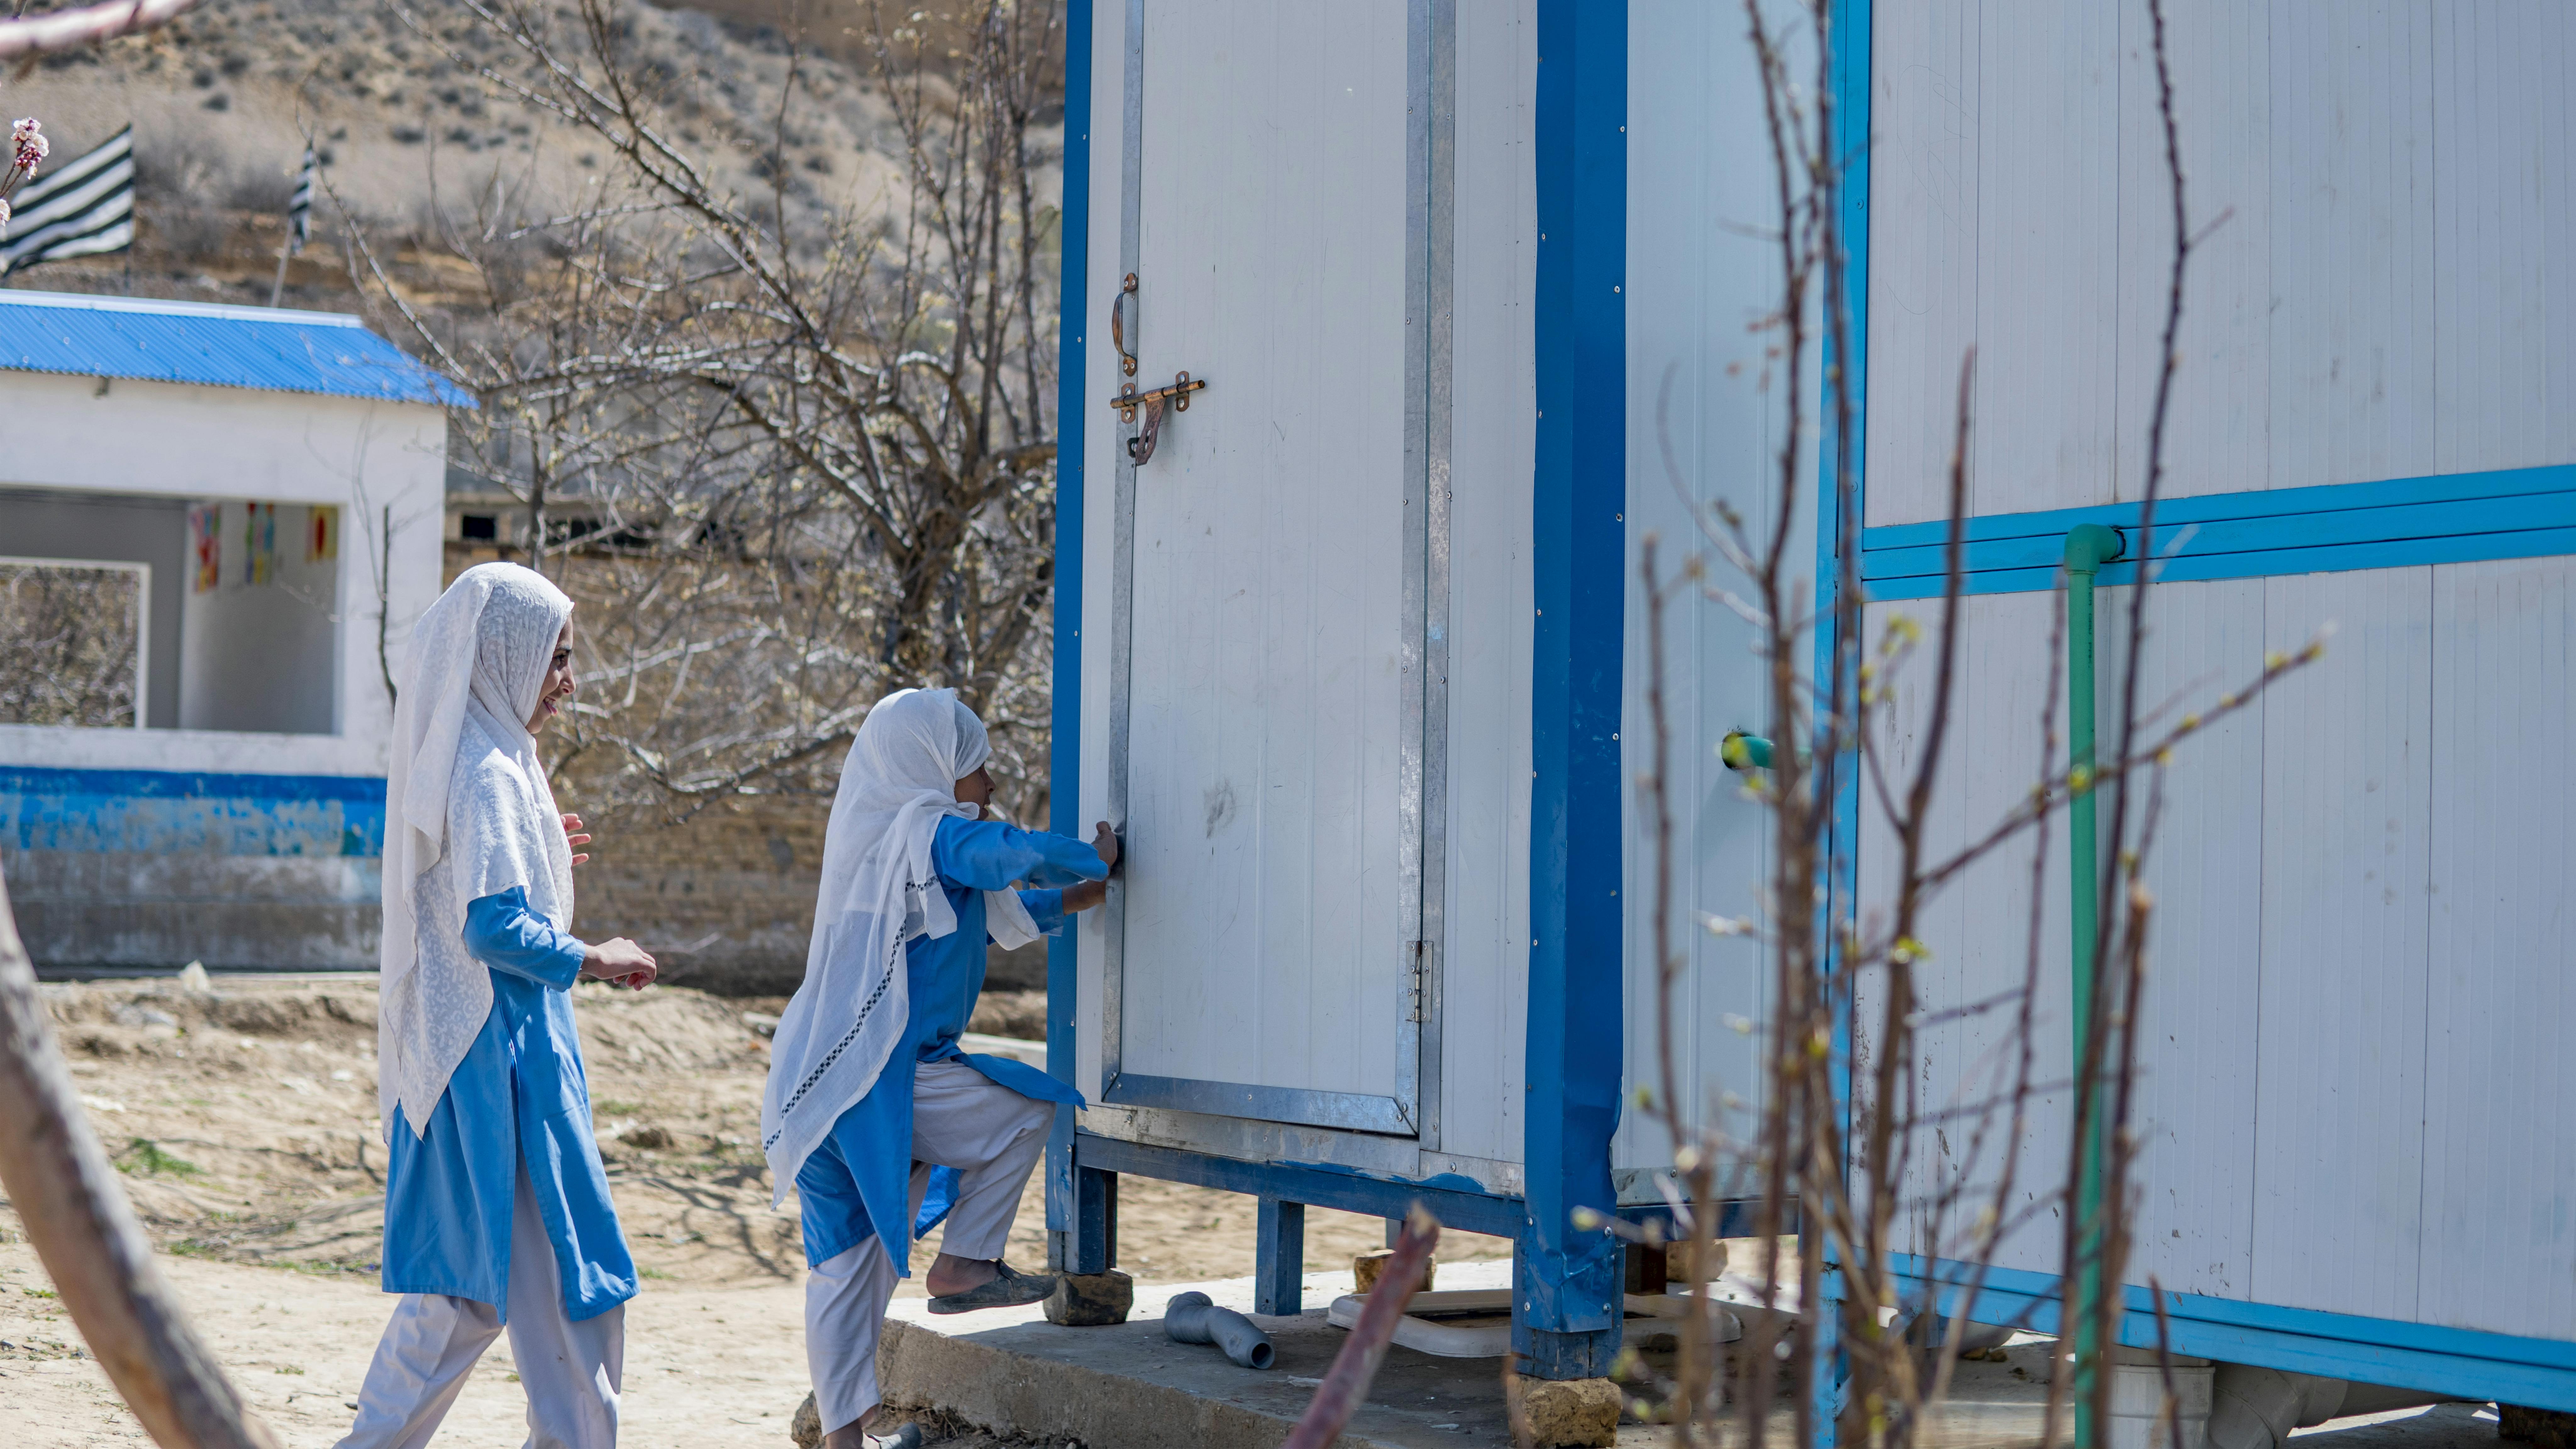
top-left (1057, 822), bottom-right (1121, 914)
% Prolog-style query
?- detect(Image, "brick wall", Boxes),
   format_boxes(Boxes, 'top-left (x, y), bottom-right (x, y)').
top-left (562, 788), bottom-right (828, 997)
top-left (559, 788), bottom-right (1052, 997)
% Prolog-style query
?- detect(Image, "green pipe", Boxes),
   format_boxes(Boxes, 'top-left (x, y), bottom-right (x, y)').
top-left (2062, 522), bottom-right (2122, 1449)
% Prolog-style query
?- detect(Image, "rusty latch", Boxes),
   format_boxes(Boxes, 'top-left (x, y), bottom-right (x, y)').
top-left (1109, 370), bottom-right (1207, 466)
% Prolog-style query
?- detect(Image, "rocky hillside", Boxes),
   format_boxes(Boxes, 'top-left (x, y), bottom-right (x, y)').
top-left (0, 0), bottom-right (993, 310)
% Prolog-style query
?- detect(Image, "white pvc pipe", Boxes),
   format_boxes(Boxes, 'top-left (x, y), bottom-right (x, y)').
top-left (2207, 1364), bottom-right (2458, 1449)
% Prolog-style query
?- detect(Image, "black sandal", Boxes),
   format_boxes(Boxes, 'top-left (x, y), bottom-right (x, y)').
top-left (926, 1260), bottom-right (1057, 1315)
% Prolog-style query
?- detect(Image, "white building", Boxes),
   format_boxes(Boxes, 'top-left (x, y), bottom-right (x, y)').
top-left (1041, 0), bottom-right (2576, 1416)
top-left (0, 291), bottom-right (462, 970)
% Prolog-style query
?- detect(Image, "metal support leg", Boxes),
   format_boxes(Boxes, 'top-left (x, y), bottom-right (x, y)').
top-left (1061, 1165), bottom-right (1117, 1276)
top-left (1512, 1232), bottom-right (1623, 1379)
top-left (1385, 1216), bottom-right (1404, 1248)
top-left (1254, 1198), bottom-right (1305, 1316)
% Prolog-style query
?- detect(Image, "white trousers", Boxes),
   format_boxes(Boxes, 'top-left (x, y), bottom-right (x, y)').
top-left (337, 1167), bottom-right (624, 1449)
top-left (807, 1060), bottom-right (1052, 1437)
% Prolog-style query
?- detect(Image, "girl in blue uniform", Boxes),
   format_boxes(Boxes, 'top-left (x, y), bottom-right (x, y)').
top-left (345, 563), bottom-right (658, 1449)
top-left (761, 688), bottom-right (1116, 1449)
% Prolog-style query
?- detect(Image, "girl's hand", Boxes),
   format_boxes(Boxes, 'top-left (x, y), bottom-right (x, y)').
top-left (562, 812), bottom-right (592, 868)
top-left (1091, 821), bottom-right (1121, 877)
top-left (582, 937), bottom-right (657, 990)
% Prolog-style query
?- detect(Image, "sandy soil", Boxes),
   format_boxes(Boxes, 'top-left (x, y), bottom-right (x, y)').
top-left (0, 975), bottom-right (1508, 1447)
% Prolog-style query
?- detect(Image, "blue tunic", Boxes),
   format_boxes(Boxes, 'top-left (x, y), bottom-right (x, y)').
top-left (380, 886), bottom-right (637, 1323)
top-left (793, 817), bottom-right (1105, 1269)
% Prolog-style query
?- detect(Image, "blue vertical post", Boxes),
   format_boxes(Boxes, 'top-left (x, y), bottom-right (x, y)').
top-left (1813, 0), bottom-right (1874, 1438)
top-left (1046, 0), bottom-right (1100, 1278)
top-left (1518, 0), bottom-right (1628, 1384)
top-left (1254, 1198), bottom-right (1306, 1317)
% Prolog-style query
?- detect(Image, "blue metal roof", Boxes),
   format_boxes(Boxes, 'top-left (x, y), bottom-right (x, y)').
top-left (0, 290), bottom-right (475, 407)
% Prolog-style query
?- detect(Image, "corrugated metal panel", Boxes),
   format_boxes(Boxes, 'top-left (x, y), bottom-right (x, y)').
top-left (2103, 578), bottom-right (2267, 1301)
top-left (2253, 567), bottom-right (2434, 1322)
top-left (1859, 591), bottom-right (2072, 1276)
top-left (2421, 556), bottom-right (2576, 1341)
top-left (1614, 0), bottom-right (1800, 1179)
top-left (2268, 1), bottom-right (2436, 491)
top-left (1972, 0), bottom-right (2120, 518)
top-left (1436, 0), bottom-right (1537, 1169)
top-left (2432, 2), bottom-right (2576, 476)
top-left (2115, 0), bottom-right (2270, 502)
top-left (0, 291), bottom-right (472, 407)
top-left (1872, 0), bottom-right (2576, 526)
top-left (1864, 0), bottom-right (1980, 529)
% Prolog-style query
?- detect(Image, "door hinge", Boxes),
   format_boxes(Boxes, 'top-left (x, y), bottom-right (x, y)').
top-left (1406, 940), bottom-right (1427, 1023)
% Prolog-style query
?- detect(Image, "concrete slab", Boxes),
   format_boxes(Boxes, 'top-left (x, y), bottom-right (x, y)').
top-left (879, 1259), bottom-right (1778, 1448)
top-left (878, 1260), bottom-right (2507, 1449)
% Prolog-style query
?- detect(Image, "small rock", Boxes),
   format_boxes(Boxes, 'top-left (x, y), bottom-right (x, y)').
top-left (176, 963), bottom-right (212, 994)
top-left (790, 1392), bottom-right (821, 1448)
top-left (112, 1003), bottom-right (177, 1029)
top-left (1042, 1269), bottom-right (1134, 1326)
top-left (742, 1011), bottom-right (780, 1039)
top-left (1508, 1375), bottom-right (1621, 1448)
top-left (619, 1124), bottom-right (674, 1151)
top-left (1353, 1246), bottom-right (1437, 1296)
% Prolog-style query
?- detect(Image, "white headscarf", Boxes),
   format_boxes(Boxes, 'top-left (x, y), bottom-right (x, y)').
top-left (760, 687), bottom-right (1040, 1202)
top-left (378, 562), bottom-right (579, 1136)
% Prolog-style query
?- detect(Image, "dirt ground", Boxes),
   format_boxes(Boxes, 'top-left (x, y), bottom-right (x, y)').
top-left (0, 974), bottom-right (1509, 1447)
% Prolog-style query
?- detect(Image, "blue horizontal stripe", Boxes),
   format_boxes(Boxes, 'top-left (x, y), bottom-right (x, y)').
top-left (1870, 526), bottom-right (2576, 600)
top-left (1073, 1131), bottom-right (1747, 1243)
top-left (1860, 464), bottom-right (2576, 599)
top-left (0, 767), bottom-right (386, 858)
top-left (1891, 1254), bottom-right (2576, 1409)
top-left (0, 767), bottom-right (387, 802)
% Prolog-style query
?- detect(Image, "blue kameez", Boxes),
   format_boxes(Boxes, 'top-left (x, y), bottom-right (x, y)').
top-left (793, 817), bottom-right (1105, 1270)
top-left (381, 886), bottom-right (637, 1323)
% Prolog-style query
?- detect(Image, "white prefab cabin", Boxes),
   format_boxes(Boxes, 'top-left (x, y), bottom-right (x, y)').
top-left (1038, 0), bottom-right (2576, 1409)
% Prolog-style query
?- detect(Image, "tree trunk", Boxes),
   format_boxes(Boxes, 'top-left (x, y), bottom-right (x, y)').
top-left (0, 866), bottom-right (282, 1449)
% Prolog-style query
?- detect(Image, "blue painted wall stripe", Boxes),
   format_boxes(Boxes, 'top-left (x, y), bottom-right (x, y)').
top-left (1861, 463), bottom-right (2576, 599)
top-left (1044, 0), bottom-right (1096, 1265)
top-left (0, 767), bottom-right (386, 802)
top-left (1, 766), bottom-right (386, 857)
top-left (1521, 0), bottom-right (1628, 1357)
top-left (1892, 1254), bottom-right (2576, 1411)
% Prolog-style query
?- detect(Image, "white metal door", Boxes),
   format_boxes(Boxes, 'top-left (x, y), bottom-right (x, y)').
top-left (1102, 0), bottom-right (1445, 1135)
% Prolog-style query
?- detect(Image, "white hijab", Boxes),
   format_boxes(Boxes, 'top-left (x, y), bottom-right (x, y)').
top-left (761, 687), bottom-right (1039, 1202)
top-left (378, 562), bottom-right (579, 1136)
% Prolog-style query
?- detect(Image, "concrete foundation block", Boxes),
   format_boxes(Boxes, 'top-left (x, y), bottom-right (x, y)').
top-left (1042, 1268), bottom-right (1135, 1326)
top-left (1353, 1246), bottom-right (1437, 1296)
top-left (1508, 1374), bottom-right (1622, 1447)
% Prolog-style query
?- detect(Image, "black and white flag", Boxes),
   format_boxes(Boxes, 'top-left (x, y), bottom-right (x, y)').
top-left (287, 144), bottom-right (315, 255)
top-left (2, 125), bottom-right (133, 275)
